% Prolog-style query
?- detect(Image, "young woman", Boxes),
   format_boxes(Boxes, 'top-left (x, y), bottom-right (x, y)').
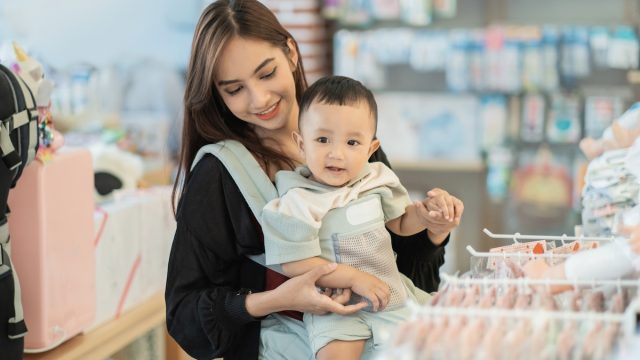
top-left (165, 1), bottom-right (464, 359)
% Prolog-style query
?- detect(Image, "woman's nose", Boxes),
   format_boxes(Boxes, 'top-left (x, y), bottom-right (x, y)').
top-left (248, 83), bottom-right (270, 110)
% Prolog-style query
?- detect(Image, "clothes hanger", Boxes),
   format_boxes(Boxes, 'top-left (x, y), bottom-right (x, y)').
top-left (483, 228), bottom-right (615, 243)
top-left (440, 273), bottom-right (640, 290)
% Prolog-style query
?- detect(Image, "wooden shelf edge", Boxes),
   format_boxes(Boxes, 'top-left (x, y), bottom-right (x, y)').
top-left (391, 159), bottom-right (485, 172)
top-left (24, 292), bottom-right (166, 360)
top-left (628, 70), bottom-right (640, 85)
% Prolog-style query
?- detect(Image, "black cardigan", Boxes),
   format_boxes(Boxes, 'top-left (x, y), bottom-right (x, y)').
top-left (165, 149), bottom-right (448, 360)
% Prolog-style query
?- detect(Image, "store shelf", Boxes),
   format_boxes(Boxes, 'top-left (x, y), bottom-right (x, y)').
top-left (24, 292), bottom-right (165, 360)
top-left (391, 159), bottom-right (485, 172)
top-left (627, 69), bottom-right (640, 84)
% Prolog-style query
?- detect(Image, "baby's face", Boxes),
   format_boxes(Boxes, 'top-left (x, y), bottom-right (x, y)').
top-left (295, 101), bottom-right (379, 187)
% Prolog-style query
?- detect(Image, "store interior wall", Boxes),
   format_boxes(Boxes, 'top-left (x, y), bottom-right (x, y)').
top-left (0, 0), bottom-right (202, 69)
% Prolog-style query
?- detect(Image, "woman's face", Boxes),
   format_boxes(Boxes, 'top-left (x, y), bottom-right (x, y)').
top-left (215, 36), bottom-right (299, 135)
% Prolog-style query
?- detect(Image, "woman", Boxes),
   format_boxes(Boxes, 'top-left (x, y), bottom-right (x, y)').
top-left (165, 1), bottom-right (464, 359)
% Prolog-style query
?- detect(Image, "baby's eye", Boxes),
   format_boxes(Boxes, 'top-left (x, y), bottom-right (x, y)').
top-left (316, 137), bottom-right (329, 144)
top-left (347, 139), bottom-right (360, 146)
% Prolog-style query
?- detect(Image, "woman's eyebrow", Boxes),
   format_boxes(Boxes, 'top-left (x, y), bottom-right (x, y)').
top-left (217, 58), bottom-right (275, 86)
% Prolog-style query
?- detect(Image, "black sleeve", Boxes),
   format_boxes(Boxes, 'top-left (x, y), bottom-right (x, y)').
top-left (165, 156), bottom-right (259, 359)
top-left (369, 147), bottom-right (449, 293)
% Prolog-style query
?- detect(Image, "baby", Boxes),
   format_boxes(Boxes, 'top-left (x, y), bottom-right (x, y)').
top-left (262, 76), bottom-right (461, 359)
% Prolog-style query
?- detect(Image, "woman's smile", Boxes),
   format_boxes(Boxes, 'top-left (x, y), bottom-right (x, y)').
top-left (255, 99), bottom-right (281, 121)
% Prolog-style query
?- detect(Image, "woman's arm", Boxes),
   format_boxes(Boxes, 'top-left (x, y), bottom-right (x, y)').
top-left (165, 156), bottom-right (260, 359)
top-left (245, 262), bottom-right (368, 316)
top-left (281, 257), bottom-right (358, 288)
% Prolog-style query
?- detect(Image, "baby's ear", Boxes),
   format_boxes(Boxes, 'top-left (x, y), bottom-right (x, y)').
top-left (292, 131), bottom-right (304, 154)
top-left (368, 138), bottom-right (380, 157)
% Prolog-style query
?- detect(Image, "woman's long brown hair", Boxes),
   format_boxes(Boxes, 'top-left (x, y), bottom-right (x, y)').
top-left (172, 0), bottom-right (307, 214)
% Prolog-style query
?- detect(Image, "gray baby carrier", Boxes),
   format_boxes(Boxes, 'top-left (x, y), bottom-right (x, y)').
top-left (192, 140), bottom-right (407, 309)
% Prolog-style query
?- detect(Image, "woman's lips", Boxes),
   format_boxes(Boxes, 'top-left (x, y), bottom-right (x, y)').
top-left (255, 100), bottom-right (280, 121)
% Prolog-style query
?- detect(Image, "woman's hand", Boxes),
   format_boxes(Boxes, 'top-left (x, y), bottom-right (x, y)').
top-left (415, 188), bottom-right (464, 244)
top-left (276, 263), bottom-right (368, 315)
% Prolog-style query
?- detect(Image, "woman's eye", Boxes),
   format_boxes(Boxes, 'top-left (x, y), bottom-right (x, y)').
top-left (261, 67), bottom-right (277, 79)
top-left (347, 140), bottom-right (360, 146)
top-left (316, 137), bottom-right (329, 144)
top-left (226, 86), bottom-right (242, 95)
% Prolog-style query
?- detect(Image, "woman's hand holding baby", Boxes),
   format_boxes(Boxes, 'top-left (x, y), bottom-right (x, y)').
top-left (259, 263), bottom-right (369, 316)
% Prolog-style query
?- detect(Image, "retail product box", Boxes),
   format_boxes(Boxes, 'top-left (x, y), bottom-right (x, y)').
top-left (8, 148), bottom-right (96, 350)
top-left (375, 92), bottom-right (480, 162)
top-left (90, 186), bottom-right (175, 330)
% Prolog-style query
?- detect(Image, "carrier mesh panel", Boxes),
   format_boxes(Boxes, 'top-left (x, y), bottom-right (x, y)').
top-left (334, 226), bottom-right (407, 308)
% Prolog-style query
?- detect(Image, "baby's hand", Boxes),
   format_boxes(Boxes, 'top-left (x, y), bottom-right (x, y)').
top-left (414, 188), bottom-right (463, 223)
top-left (350, 271), bottom-right (390, 312)
top-left (425, 188), bottom-right (463, 223)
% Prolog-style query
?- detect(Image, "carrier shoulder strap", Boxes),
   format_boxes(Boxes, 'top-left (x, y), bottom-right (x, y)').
top-left (192, 140), bottom-right (284, 275)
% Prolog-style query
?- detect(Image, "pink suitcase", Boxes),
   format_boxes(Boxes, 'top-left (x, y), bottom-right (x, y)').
top-left (8, 147), bottom-right (96, 351)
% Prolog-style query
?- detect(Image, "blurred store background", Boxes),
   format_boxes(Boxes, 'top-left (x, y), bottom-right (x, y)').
top-left (4, 0), bottom-right (640, 278)
top-left (2, 0), bottom-right (640, 358)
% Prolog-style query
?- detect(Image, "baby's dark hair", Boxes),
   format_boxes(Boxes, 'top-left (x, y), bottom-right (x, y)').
top-left (299, 75), bottom-right (378, 134)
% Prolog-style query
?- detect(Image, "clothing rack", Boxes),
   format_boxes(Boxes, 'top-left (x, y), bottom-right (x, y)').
top-left (466, 245), bottom-right (573, 259)
top-left (440, 273), bottom-right (640, 290)
top-left (483, 228), bottom-right (615, 244)
top-left (407, 300), bottom-right (627, 323)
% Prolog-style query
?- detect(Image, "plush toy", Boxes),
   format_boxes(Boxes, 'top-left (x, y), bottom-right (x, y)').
top-left (12, 43), bottom-right (54, 108)
top-left (90, 144), bottom-right (144, 202)
top-left (579, 102), bottom-right (640, 160)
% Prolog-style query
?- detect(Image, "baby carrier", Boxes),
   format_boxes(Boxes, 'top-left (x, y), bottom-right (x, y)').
top-left (192, 140), bottom-right (283, 273)
top-left (192, 140), bottom-right (407, 309)
top-left (0, 63), bottom-right (40, 353)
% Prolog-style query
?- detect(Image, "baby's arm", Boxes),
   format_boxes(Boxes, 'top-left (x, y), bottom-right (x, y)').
top-left (387, 188), bottom-right (463, 236)
top-left (282, 257), bottom-right (390, 311)
top-left (386, 195), bottom-right (453, 236)
top-left (386, 202), bottom-right (434, 236)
